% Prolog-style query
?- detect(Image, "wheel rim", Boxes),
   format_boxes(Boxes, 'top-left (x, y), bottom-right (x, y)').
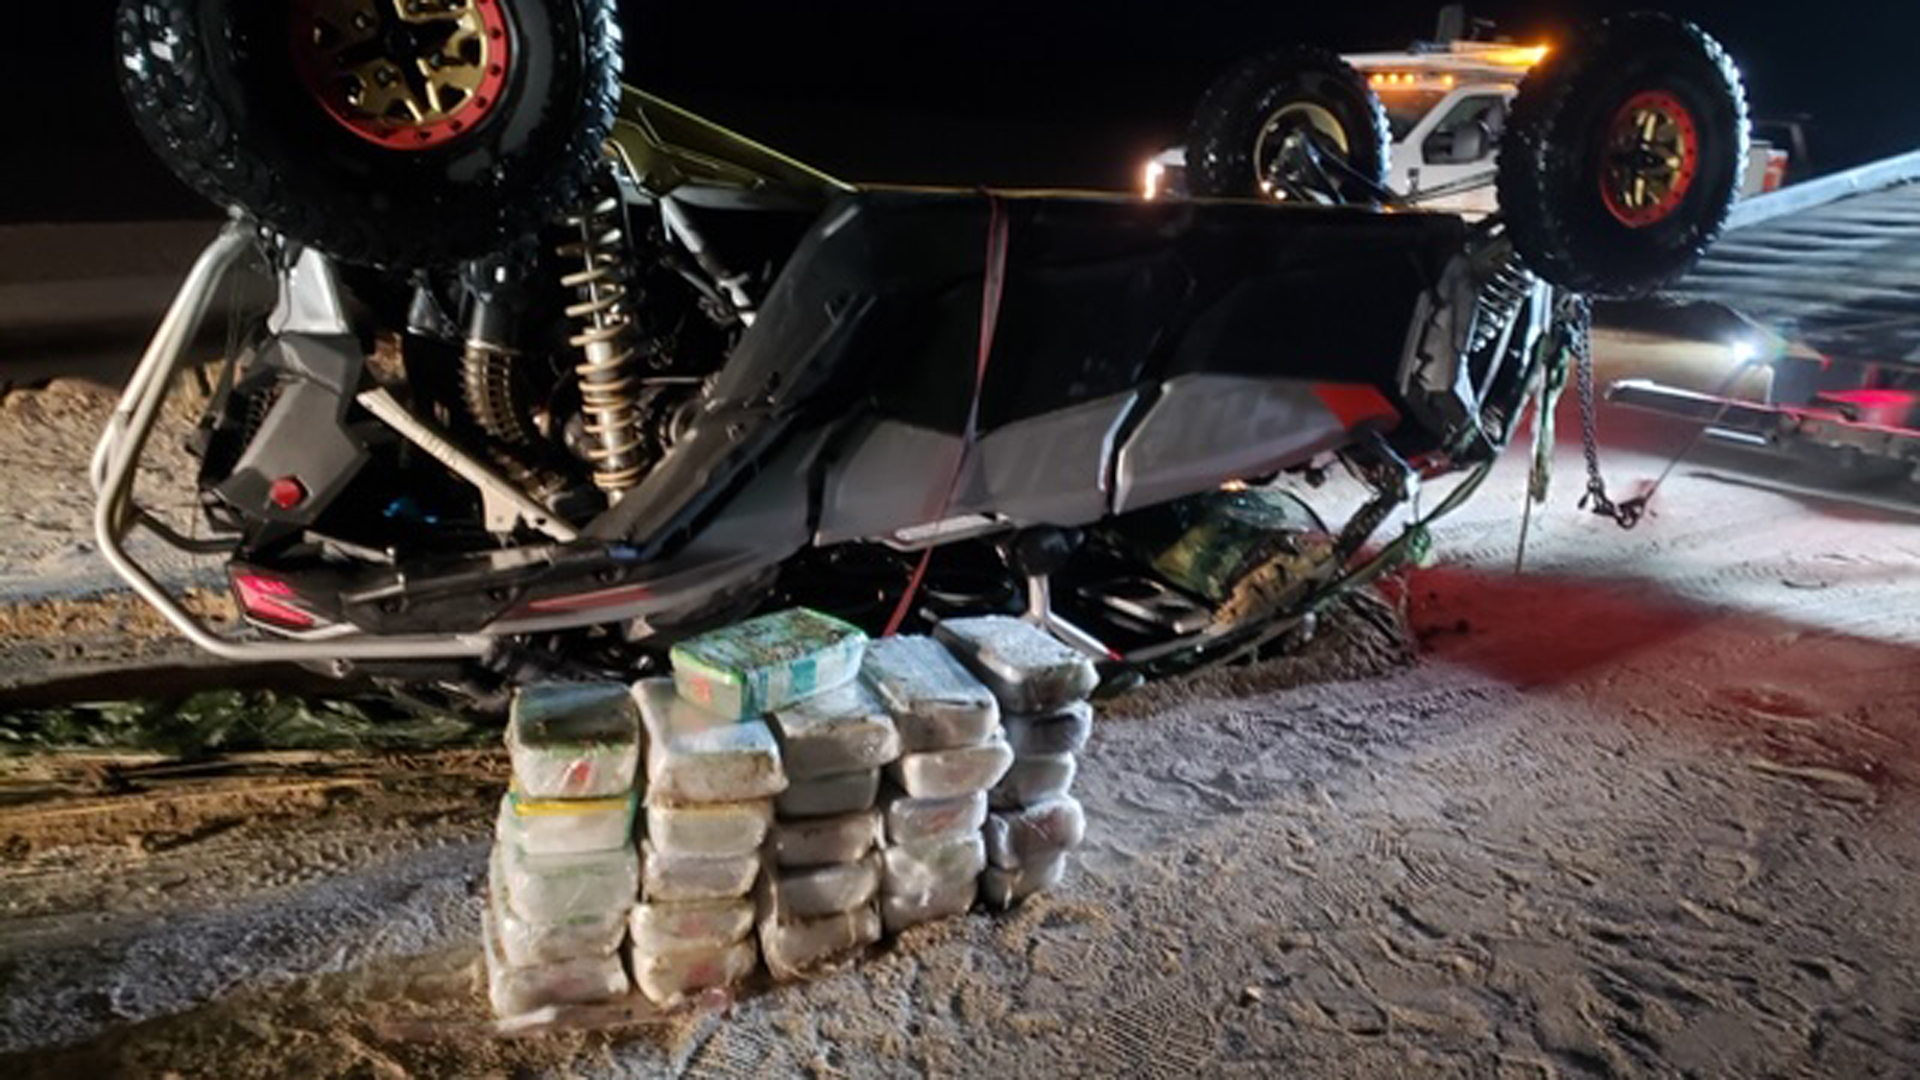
top-left (1252, 102), bottom-right (1350, 196)
top-left (291, 0), bottom-right (513, 151)
top-left (1601, 90), bottom-right (1700, 228)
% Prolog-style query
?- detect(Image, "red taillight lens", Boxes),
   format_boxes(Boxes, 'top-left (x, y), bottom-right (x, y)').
top-left (230, 572), bottom-right (315, 630)
top-left (267, 476), bottom-right (308, 510)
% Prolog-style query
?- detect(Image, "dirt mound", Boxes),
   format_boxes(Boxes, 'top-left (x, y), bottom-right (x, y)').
top-left (1102, 587), bottom-right (1417, 721)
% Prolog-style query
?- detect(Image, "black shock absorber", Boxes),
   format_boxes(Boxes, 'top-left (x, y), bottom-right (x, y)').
top-left (558, 174), bottom-right (647, 495)
top-left (457, 253), bottom-right (587, 515)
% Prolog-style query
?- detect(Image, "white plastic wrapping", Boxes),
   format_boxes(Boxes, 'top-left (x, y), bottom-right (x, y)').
top-left (880, 874), bottom-right (977, 934)
top-left (860, 635), bottom-right (1000, 751)
top-left (630, 936), bottom-right (759, 1008)
top-left (881, 832), bottom-right (987, 901)
top-left (488, 847), bottom-right (627, 967)
top-left (484, 909), bottom-right (630, 1018)
top-left (1002, 701), bottom-right (1094, 757)
top-left (767, 809), bottom-right (882, 868)
top-left (641, 839), bottom-right (760, 902)
top-left (495, 834), bottom-right (640, 925)
top-left (933, 616), bottom-right (1098, 713)
top-left (635, 679), bottom-right (788, 803)
top-left (646, 798), bottom-right (773, 857)
top-left (981, 849), bottom-right (1069, 909)
top-left (629, 898), bottom-right (756, 953)
top-left (989, 752), bottom-right (1078, 809)
top-left (762, 853), bottom-right (882, 921)
top-left (770, 681), bottom-right (902, 780)
top-left (984, 796), bottom-right (1086, 870)
top-left (760, 904), bottom-right (882, 981)
top-left (887, 735), bottom-right (1014, 799)
top-left (497, 791), bottom-right (638, 856)
top-left (776, 768), bottom-right (881, 819)
top-left (506, 681), bottom-right (642, 799)
top-left (669, 608), bottom-right (867, 721)
top-left (882, 789), bottom-right (989, 846)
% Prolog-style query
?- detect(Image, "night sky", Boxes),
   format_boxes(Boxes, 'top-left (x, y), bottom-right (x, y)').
top-left (14, 0), bottom-right (1920, 223)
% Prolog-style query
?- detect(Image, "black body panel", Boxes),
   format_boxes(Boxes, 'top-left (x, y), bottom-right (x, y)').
top-left (849, 192), bottom-right (1466, 433)
top-left (589, 189), bottom-right (1467, 550)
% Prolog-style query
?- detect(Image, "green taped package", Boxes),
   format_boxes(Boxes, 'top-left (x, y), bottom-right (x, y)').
top-left (670, 608), bottom-right (868, 721)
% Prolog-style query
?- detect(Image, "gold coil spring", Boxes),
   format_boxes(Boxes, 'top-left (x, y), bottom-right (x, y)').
top-left (559, 193), bottom-right (646, 493)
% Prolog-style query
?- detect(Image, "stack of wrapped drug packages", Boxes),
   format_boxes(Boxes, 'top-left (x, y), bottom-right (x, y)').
top-left (863, 635), bottom-right (1013, 932)
top-left (758, 674), bottom-right (900, 978)
top-left (488, 682), bottom-right (641, 1018)
top-left (935, 617), bottom-right (1096, 907)
top-left (649, 608), bottom-right (880, 988)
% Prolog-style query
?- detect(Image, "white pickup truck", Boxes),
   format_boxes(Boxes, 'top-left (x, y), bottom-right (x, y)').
top-left (1143, 38), bottom-right (1788, 215)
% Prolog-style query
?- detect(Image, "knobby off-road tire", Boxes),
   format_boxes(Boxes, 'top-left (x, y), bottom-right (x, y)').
top-left (1498, 12), bottom-right (1748, 298)
top-left (1186, 47), bottom-right (1390, 204)
top-left (115, 0), bottom-right (622, 268)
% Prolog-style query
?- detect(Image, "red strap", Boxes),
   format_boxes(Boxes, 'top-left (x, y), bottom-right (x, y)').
top-left (883, 195), bottom-right (1011, 636)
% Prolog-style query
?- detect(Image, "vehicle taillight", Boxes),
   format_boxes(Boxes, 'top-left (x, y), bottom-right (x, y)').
top-left (230, 571), bottom-right (315, 630)
top-left (268, 476), bottom-right (308, 510)
top-left (1763, 148), bottom-right (1789, 193)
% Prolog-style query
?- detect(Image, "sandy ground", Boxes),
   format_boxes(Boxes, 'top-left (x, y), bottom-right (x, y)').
top-left (0, 375), bottom-right (237, 695)
top-left (0, 342), bottom-right (1918, 1077)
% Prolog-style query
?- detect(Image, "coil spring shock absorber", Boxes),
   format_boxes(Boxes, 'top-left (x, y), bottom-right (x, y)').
top-left (559, 178), bottom-right (646, 494)
top-left (1468, 252), bottom-right (1535, 355)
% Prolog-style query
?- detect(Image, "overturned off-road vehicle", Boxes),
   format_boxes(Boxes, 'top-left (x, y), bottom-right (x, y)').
top-left (99, 3), bottom-right (1747, 707)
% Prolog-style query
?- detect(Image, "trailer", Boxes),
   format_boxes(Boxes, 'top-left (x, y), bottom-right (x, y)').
top-left (1607, 149), bottom-right (1920, 484)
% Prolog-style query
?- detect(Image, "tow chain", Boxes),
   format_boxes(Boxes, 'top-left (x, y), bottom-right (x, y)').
top-left (1567, 295), bottom-right (1647, 529)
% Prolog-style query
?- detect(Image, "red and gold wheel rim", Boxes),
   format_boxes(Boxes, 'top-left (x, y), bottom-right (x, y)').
top-left (1601, 89), bottom-right (1700, 228)
top-left (292, 0), bottom-right (512, 151)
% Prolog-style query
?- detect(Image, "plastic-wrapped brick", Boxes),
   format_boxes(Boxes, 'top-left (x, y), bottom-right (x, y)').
top-left (934, 616), bottom-right (1098, 713)
top-left (770, 681), bottom-right (902, 780)
top-left (488, 848), bottom-right (626, 967)
top-left (881, 831), bottom-right (987, 900)
top-left (646, 798), bottom-right (773, 858)
top-left (881, 875), bottom-right (977, 934)
top-left (635, 679), bottom-right (787, 803)
top-left (984, 796), bottom-right (1086, 870)
top-left (761, 904), bottom-right (882, 981)
top-left (777, 768), bottom-right (880, 819)
top-left (860, 636), bottom-right (1000, 751)
top-left (989, 752), bottom-right (1078, 809)
top-left (505, 681), bottom-right (641, 799)
top-left (630, 936), bottom-right (759, 1009)
top-left (887, 735), bottom-right (1013, 799)
top-left (981, 849), bottom-right (1069, 909)
top-left (883, 789), bottom-right (989, 846)
top-left (495, 837), bottom-right (640, 925)
top-left (485, 909), bottom-right (630, 1018)
top-left (1002, 701), bottom-right (1093, 757)
top-left (629, 898), bottom-right (756, 954)
top-left (670, 608), bottom-right (867, 721)
top-left (496, 790), bottom-right (637, 856)
top-left (762, 853), bottom-right (882, 921)
top-left (641, 839), bottom-right (760, 902)
top-left (767, 810), bottom-right (882, 868)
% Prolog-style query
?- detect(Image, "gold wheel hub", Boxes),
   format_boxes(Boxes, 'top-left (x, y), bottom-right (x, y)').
top-left (1601, 89), bottom-right (1700, 228)
top-left (294, 0), bottom-right (512, 150)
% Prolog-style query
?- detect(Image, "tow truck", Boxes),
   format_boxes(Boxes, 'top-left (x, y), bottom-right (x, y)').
top-left (1142, 9), bottom-right (1790, 215)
